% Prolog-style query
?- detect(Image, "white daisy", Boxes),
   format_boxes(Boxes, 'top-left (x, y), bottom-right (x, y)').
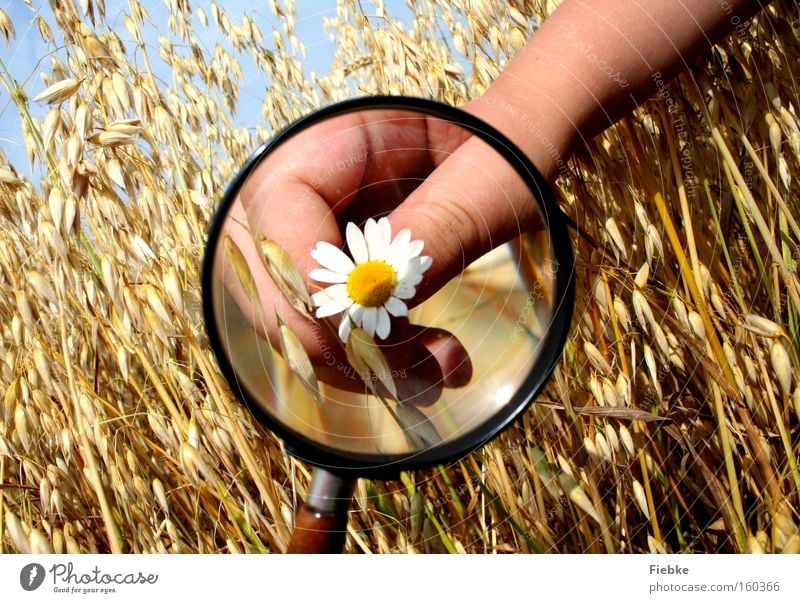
top-left (309, 217), bottom-right (432, 342)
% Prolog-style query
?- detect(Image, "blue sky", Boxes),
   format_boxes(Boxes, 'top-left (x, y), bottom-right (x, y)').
top-left (0, 0), bottom-right (415, 177)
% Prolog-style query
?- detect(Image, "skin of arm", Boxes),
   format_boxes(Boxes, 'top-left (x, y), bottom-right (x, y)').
top-left (387, 0), bottom-right (768, 301)
top-left (467, 0), bottom-right (767, 181)
top-left (228, 0), bottom-right (768, 399)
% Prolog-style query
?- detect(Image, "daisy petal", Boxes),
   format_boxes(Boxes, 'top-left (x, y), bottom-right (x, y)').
top-left (419, 255), bottom-right (432, 272)
top-left (396, 256), bottom-right (425, 281)
top-left (311, 288), bottom-right (339, 306)
top-left (309, 268), bottom-right (348, 283)
top-left (361, 306), bottom-right (378, 337)
top-left (364, 218), bottom-right (379, 259)
top-left (375, 306), bottom-right (391, 339)
top-left (346, 222), bottom-right (369, 264)
top-left (338, 315), bottom-right (352, 342)
top-left (394, 282), bottom-right (417, 299)
top-left (388, 245), bottom-right (412, 271)
top-left (349, 303), bottom-right (365, 323)
top-left (401, 272), bottom-right (423, 287)
top-left (390, 228), bottom-right (412, 249)
top-left (311, 283), bottom-right (348, 301)
top-left (324, 283), bottom-right (350, 302)
top-left (396, 256), bottom-right (420, 279)
top-left (376, 217), bottom-right (392, 248)
top-left (311, 241), bottom-right (354, 273)
top-left (384, 296), bottom-right (408, 317)
top-left (407, 239), bottom-right (424, 257)
top-left (315, 300), bottom-right (346, 318)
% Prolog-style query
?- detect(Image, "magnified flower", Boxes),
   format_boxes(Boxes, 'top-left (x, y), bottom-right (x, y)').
top-left (310, 217), bottom-right (431, 342)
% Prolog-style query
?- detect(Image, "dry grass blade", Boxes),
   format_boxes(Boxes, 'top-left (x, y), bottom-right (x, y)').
top-left (0, 0), bottom-right (797, 556)
top-left (259, 237), bottom-right (312, 318)
top-left (395, 403), bottom-right (442, 446)
top-left (223, 234), bottom-right (260, 301)
top-left (345, 327), bottom-right (398, 399)
top-left (276, 315), bottom-right (322, 405)
top-left (32, 77), bottom-right (83, 104)
top-left (0, 8), bottom-right (15, 44)
top-left (537, 402), bottom-right (667, 422)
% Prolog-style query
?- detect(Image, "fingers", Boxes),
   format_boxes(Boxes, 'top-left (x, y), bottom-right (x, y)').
top-left (373, 321), bottom-right (471, 407)
top-left (220, 110), bottom-right (486, 407)
top-left (389, 326), bottom-right (473, 407)
top-left (238, 118), bottom-right (365, 281)
top-left (388, 134), bottom-right (543, 303)
top-left (303, 320), bottom-right (470, 407)
top-left (224, 189), bottom-right (470, 406)
top-left (411, 326), bottom-right (473, 388)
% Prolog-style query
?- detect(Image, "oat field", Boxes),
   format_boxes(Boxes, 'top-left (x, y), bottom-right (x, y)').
top-left (0, 0), bottom-right (798, 553)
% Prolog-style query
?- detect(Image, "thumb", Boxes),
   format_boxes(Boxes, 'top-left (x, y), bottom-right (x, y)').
top-left (388, 135), bottom-right (543, 303)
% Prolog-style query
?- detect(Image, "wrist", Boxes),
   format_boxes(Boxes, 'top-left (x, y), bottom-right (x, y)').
top-left (464, 83), bottom-right (577, 183)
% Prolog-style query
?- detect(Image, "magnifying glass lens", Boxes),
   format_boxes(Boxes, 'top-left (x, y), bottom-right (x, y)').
top-left (205, 101), bottom-right (569, 469)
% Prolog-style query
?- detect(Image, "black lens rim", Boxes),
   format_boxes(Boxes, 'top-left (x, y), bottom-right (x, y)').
top-left (202, 95), bottom-right (575, 479)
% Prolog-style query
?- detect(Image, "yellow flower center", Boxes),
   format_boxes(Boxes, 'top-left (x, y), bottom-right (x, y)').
top-left (346, 260), bottom-right (397, 307)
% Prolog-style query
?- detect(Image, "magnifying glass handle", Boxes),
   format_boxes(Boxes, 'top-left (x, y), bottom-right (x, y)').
top-left (287, 468), bottom-right (355, 554)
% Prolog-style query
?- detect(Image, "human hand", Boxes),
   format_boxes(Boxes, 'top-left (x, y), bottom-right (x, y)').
top-left (222, 107), bottom-right (544, 406)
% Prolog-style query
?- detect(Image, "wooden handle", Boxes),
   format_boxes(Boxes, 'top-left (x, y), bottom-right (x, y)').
top-left (287, 503), bottom-right (348, 554)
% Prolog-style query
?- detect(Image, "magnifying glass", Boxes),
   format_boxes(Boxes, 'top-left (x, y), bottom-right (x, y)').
top-left (202, 96), bottom-right (574, 553)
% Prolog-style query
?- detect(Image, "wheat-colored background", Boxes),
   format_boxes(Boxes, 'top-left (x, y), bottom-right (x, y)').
top-left (0, 0), bottom-right (798, 553)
